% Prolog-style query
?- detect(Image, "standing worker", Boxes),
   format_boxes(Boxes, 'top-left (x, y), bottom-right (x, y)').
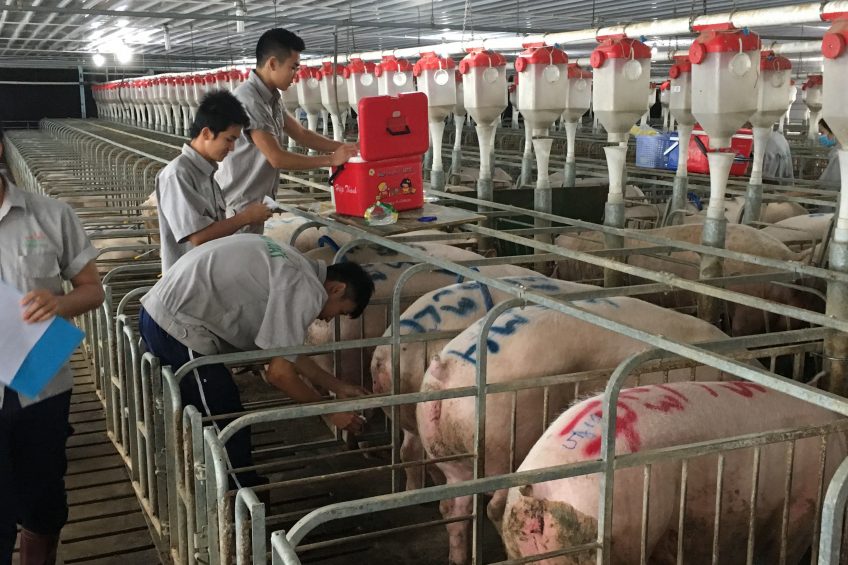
top-left (762, 129), bottom-right (795, 184)
top-left (216, 28), bottom-right (358, 232)
top-left (137, 234), bottom-right (374, 488)
top-left (156, 90), bottom-right (273, 271)
top-left (0, 125), bottom-right (105, 565)
top-left (819, 119), bottom-right (841, 189)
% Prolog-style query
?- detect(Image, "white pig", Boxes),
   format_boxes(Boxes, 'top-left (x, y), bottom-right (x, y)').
top-left (416, 302), bottom-right (732, 564)
top-left (371, 275), bottom-right (597, 490)
top-left (502, 381), bottom-right (846, 565)
top-left (555, 223), bottom-right (823, 336)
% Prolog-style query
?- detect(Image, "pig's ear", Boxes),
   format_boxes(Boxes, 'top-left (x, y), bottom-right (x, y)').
top-left (428, 355), bottom-right (449, 383)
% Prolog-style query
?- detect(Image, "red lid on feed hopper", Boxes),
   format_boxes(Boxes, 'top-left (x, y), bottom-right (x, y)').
top-left (689, 28), bottom-right (760, 64)
top-left (514, 45), bottom-right (567, 72)
top-left (413, 52), bottom-right (455, 77)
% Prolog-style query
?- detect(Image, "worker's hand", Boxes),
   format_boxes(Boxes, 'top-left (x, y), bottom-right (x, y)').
top-left (21, 289), bottom-right (60, 323)
top-left (334, 382), bottom-right (369, 399)
top-left (239, 202), bottom-right (275, 225)
top-left (331, 411), bottom-right (365, 434)
top-left (329, 144), bottom-right (359, 167)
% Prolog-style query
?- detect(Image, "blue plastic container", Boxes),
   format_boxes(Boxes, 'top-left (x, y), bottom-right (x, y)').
top-left (635, 132), bottom-right (670, 169)
top-left (664, 134), bottom-right (679, 171)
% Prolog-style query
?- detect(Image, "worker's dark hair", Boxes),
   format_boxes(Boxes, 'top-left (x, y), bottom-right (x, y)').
top-left (256, 28), bottom-right (305, 67)
top-left (326, 262), bottom-right (375, 319)
top-left (189, 90), bottom-right (249, 139)
top-left (820, 119), bottom-right (833, 135)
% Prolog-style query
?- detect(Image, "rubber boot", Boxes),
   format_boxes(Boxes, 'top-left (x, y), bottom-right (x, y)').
top-left (19, 529), bottom-right (59, 565)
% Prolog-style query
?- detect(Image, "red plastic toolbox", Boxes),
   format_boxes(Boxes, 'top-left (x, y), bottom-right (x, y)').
top-left (357, 92), bottom-right (430, 161)
top-left (332, 92), bottom-right (428, 216)
top-left (688, 126), bottom-right (753, 176)
top-left (332, 156), bottom-right (424, 216)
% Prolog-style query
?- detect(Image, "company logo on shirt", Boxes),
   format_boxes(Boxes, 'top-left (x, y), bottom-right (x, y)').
top-left (24, 231), bottom-right (48, 251)
top-left (260, 236), bottom-right (288, 259)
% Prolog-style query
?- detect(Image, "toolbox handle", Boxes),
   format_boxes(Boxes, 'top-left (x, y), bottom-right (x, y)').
top-left (328, 164), bottom-right (345, 185)
top-left (386, 114), bottom-right (411, 136)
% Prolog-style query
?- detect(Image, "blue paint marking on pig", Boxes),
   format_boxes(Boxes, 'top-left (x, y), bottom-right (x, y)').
top-left (413, 304), bottom-right (442, 326)
top-left (432, 289), bottom-right (455, 302)
top-left (439, 297), bottom-right (479, 317)
top-left (367, 268), bottom-right (388, 282)
top-left (446, 313), bottom-right (530, 365)
top-left (577, 297), bottom-right (619, 307)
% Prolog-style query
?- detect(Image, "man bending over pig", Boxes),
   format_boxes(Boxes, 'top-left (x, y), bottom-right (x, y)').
top-left (138, 234), bottom-right (374, 489)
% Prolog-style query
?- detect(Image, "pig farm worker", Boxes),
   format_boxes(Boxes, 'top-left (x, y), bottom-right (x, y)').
top-left (216, 27), bottom-right (358, 234)
top-left (0, 124), bottom-right (105, 565)
top-left (137, 234), bottom-right (374, 488)
top-left (156, 90), bottom-right (274, 272)
top-left (819, 119), bottom-right (841, 190)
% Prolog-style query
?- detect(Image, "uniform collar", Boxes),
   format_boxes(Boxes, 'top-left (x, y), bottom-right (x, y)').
top-left (181, 143), bottom-right (217, 177)
top-left (248, 69), bottom-right (280, 105)
top-left (0, 175), bottom-right (26, 215)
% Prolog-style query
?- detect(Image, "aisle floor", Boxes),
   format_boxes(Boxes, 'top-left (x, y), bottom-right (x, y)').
top-left (12, 351), bottom-right (161, 565)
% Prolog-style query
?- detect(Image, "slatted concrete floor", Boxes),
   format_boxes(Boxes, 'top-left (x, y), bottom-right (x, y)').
top-left (13, 351), bottom-right (161, 565)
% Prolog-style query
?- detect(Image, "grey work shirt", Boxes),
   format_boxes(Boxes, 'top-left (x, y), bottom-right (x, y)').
top-left (0, 176), bottom-right (98, 408)
top-left (216, 70), bottom-right (286, 225)
top-left (140, 234), bottom-right (327, 360)
top-left (156, 143), bottom-right (227, 271)
top-left (762, 131), bottom-right (794, 184)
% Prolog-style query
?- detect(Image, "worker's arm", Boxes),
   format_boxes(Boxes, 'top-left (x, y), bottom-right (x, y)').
top-left (294, 355), bottom-right (369, 398)
top-left (265, 357), bottom-right (364, 432)
top-left (251, 129), bottom-right (358, 171)
top-left (185, 203), bottom-right (273, 247)
top-left (21, 260), bottom-right (105, 323)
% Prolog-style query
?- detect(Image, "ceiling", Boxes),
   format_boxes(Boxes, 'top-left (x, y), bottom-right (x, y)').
top-left (0, 0), bottom-right (830, 76)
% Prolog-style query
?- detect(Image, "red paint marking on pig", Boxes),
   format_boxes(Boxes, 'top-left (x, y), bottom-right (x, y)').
top-left (582, 401), bottom-right (641, 457)
top-left (643, 384), bottom-right (689, 414)
top-left (718, 382), bottom-right (768, 397)
top-left (656, 384), bottom-right (688, 401)
top-left (558, 400), bottom-right (602, 437)
top-left (697, 383), bottom-right (719, 397)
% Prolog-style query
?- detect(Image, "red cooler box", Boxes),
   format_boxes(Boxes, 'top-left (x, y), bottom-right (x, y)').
top-left (687, 126), bottom-right (753, 176)
top-left (331, 92), bottom-right (429, 216)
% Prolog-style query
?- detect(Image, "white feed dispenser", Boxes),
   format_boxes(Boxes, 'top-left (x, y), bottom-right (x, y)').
top-left (690, 24), bottom-right (760, 323)
top-left (296, 66), bottom-right (324, 152)
top-left (689, 24), bottom-right (759, 221)
top-left (165, 76), bottom-right (182, 134)
top-left (822, 14), bottom-right (848, 243)
top-left (344, 58), bottom-right (378, 111)
top-left (375, 55), bottom-right (414, 96)
top-left (803, 74), bottom-right (824, 142)
top-left (280, 85), bottom-right (300, 149)
top-left (561, 63), bottom-right (592, 187)
top-left (659, 81), bottom-right (671, 130)
top-left (515, 44), bottom-right (568, 192)
top-left (513, 72), bottom-right (534, 187)
top-left (508, 80), bottom-right (519, 129)
top-left (319, 62), bottom-right (350, 142)
top-left (151, 77), bottom-right (166, 131)
top-left (187, 74), bottom-right (203, 126)
top-left (745, 51), bottom-right (792, 223)
top-left (460, 48), bottom-right (507, 202)
top-left (590, 36), bottom-right (652, 143)
top-left (641, 82), bottom-right (657, 128)
top-left (450, 69), bottom-right (466, 178)
top-left (667, 56), bottom-right (696, 224)
top-left (414, 52), bottom-right (456, 190)
top-left (173, 76), bottom-right (190, 136)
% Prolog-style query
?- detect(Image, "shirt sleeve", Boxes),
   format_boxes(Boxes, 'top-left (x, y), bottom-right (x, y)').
top-left (58, 203), bottom-right (99, 280)
top-left (157, 169), bottom-right (218, 243)
top-left (254, 272), bottom-right (324, 360)
top-left (237, 89), bottom-right (278, 137)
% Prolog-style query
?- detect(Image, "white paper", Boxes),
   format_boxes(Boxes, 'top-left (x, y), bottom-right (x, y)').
top-left (263, 196), bottom-right (283, 212)
top-left (0, 281), bottom-right (50, 386)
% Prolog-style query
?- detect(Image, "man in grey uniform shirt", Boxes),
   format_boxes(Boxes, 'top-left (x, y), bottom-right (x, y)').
top-left (0, 125), bottom-right (105, 565)
top-left (216, 28), bottom-right (358, 232)
top-left (138, 234), bottom-right (374, 487)
top-left (157, 91), bottom-right (274, 271)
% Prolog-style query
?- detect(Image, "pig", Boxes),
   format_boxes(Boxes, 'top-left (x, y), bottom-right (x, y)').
top-left (760, 212), bottom-right (834, 246)
top-left (264, 214), bottom-right (356, 253)
top-left (306, 242), bottom-right (539, 386)
top-left (91, 236), bottom-right (158, 273)
top-left (502, 381), bottom-right (846, 565)
top-left (684, 196), bottom-right (806, 225)
top-left (370, 275), bottom-right (597, 490)
top-left (450, 166), bottom-right (514, 190)
top-left (416, 301), bottom-right (733, 564)
top-left (555, 223), bottom-right (823, 336)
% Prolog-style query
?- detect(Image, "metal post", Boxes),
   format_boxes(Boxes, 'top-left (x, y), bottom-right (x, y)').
top-left (741, 181), bottom-right (764, 225)
top-left (698, 215), bottom-right (728, 325)
top-left (78, 65), bottom-right (87, 118)
top-left (825, 240), bottom-right (848, 396)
